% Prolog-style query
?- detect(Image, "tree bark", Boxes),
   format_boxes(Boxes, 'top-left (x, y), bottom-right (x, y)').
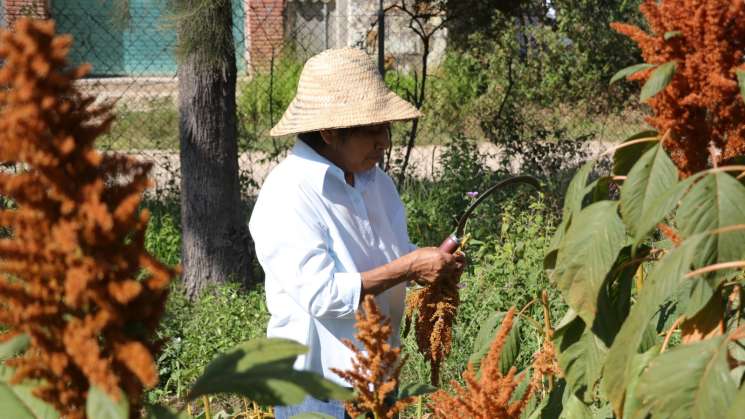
top-left (176, 0), bottom-right (252, 299)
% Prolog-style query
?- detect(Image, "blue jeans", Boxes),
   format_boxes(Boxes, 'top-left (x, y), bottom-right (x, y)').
top-left (273, 395), bottom-right (351, 419)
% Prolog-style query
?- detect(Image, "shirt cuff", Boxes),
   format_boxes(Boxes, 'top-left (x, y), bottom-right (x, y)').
top-left (333, 271), bottom-right (363, 314)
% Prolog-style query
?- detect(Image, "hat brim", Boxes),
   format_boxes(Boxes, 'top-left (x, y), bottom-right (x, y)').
top-left (269, 91), bottom-right (422, 137)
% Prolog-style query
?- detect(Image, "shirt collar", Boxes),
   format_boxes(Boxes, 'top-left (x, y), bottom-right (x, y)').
top-left (290, 139), bottom-right (377, 192)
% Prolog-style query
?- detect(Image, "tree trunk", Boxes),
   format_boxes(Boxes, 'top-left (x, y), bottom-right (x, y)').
top-left (176, 0), bottom-right (252, 299)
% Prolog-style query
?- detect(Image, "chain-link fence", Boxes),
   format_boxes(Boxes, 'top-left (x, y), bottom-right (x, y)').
top-left (1, 0), bottom-right (643, 197)
top-left (1, 0), bottom-right (457, 195)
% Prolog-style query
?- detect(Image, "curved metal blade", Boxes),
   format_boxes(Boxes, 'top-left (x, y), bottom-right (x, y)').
top-left (455, 175), bottom-right (542, 237)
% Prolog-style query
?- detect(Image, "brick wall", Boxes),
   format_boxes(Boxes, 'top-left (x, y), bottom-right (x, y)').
top-left (3, 0), bottom-right (50, 28)
top-left (246, 0), bottom-right (285, 71)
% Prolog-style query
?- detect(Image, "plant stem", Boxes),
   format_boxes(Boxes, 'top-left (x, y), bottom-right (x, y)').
top-left (660, 316), bottom-right (684, 353)
top-left (635, 264), bottom-right (645, 290)
top-left (241, 397), bottom-right (250, 418)
top-left (541, 290), bottom-right (555, 389)
top-left (203, 395), bottom-right (211, 419)
top-left (515, 312), bottom-right (543, 332)
top-left (541, 290), bottom-right (553, 339)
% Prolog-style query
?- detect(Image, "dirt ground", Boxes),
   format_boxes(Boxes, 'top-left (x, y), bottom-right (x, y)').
top-left (120, 141), bottom-right (613, 197)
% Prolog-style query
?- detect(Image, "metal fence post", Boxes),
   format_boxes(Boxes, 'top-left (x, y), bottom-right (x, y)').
top-left (377, 0), bottom-right (385, 78)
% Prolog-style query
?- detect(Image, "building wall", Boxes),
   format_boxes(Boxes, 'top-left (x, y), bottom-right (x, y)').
top-left (3, 0), bottom-right (49, 28)
top-left (345, 0), bottom-right (447, 70)
top-left (285, 0), bottom-right (447, 72)
top-left (246, 0), bottom-right (285, 71)
top-left (287, 0), bottom-right (331, 57)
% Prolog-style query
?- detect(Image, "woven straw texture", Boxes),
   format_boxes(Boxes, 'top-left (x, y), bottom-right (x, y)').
top-left (269, 48), bottom-right (422, 137)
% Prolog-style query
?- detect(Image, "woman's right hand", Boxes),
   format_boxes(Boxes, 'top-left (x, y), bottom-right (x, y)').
top-left (405, 247), bottom-right (466, 286)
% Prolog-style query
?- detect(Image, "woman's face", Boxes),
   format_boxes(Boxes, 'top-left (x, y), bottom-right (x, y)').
top-left (320, 123), bottom-right (391, 174)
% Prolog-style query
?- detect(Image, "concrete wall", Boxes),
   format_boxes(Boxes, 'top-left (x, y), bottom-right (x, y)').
top-left (3, 0), bottom-right (49, 28)
top-left (286, 0), bottom-right (447, 72)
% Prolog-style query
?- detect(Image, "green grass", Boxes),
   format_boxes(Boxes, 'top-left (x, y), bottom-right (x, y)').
top-left (98, 99), bottom-right (179, 151)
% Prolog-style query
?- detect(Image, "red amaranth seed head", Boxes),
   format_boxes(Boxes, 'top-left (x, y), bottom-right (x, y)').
top-left (612, 0), bottom-right (745, 176)
top-left (0, 18), bottom-right (179, 418)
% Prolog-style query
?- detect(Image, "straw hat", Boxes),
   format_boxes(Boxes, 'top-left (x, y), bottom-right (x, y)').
top-left (269, 48), bottom-right (422, 137)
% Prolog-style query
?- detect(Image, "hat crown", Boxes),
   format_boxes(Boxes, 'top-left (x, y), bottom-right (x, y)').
top-left (297, 48), bottom-right (385, 104)
top-left (305, 48), bottom-right (379, 79)
top-left (269, 47), bottom-right (421, 137)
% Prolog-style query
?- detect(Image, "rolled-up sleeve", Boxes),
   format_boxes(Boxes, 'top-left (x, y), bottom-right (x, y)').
top-left (249, 186), bottom-right (361, 319)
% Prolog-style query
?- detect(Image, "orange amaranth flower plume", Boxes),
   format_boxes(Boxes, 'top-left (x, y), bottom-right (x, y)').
top-left (0, 19), bottom-right (178, 418)
top-left (611, 0), bottom-right (745, 176)
top-left (429, 307), bottom-right (559, 419)
top-left (331, 295), bottom-right (414, 419)
top-left (403, 274), bottom-right (459, 386)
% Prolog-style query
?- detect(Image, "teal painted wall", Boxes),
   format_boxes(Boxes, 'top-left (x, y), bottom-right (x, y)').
top-left (123, 0), bottom-right (177, 75)
top-left (53, 0), bottom-right (126, 76)
top-left (53, 0), bottom-right (246, 77)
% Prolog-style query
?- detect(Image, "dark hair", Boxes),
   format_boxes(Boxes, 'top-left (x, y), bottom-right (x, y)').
top-left (298, 128), bottom-right (355, 149)
top-left (298, 131), bottom-right (325, 149)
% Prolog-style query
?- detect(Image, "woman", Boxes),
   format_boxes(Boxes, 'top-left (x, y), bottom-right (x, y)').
top-left (248, 48), bottom-right (465, 418)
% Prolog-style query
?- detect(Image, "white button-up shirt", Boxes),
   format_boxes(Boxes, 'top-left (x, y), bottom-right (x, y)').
top-left (248, 139), bottom-right (416, 387)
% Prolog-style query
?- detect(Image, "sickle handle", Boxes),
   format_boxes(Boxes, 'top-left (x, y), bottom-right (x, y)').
top-left (438, 235), bottom-right (461, 254)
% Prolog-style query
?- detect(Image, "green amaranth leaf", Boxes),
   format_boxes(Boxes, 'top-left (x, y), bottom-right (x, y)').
top-left (187, 338), bottom-right (352, 406)
top-left (525, 379), bottom-right (566, 419)
top-left (590, 176), bottom-right (614, 203)
top-left (553, 201), bottom-right (626, 327)
top-left (677, 171), bottom-right (745, 268)
top-left (559, 394), bottom-right (593, 419)
top-left (736, 69), bottom-right (745, 104)
top-left (635, 336), bottom-right (736, 419)
top-left (553, 311), bottom-right (607, 402)
top-left (0, 365), bottom-right (58, 419)
top-left (562, 161), bottom-right (595, 222)
top-left (640, 61), bottom-right (676, 102)
top-left (664, 31), bottom-right (682, 40)
top-left (545, 160), bottom-right (595, 270)
top-left (469, 311), bottom-right (521, 375)
top-left (674, 172), bottom-right (745, 316)
top-left (612, 130), bottom-right (659, 176)
top-left (610, 63), bottom-right (655, 85)
top-left (601, 234), bottom-right (704, 416)
top-left (86, 386), bottom-right (128, 419)
top-left (512, 369), bottom-right (532, 405)
top-left (0, 334), bottom-right (30, 361)
top-left (622, 345), bottom-right (659, 419)
top-left (397, 383), bottom-right (437, 400)
top-left (630, 172), bottom-right (703, 247)
top-left (620, 144), bottom-right (678, 239)
top-left (728, 379), bottom-right (745, 419)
